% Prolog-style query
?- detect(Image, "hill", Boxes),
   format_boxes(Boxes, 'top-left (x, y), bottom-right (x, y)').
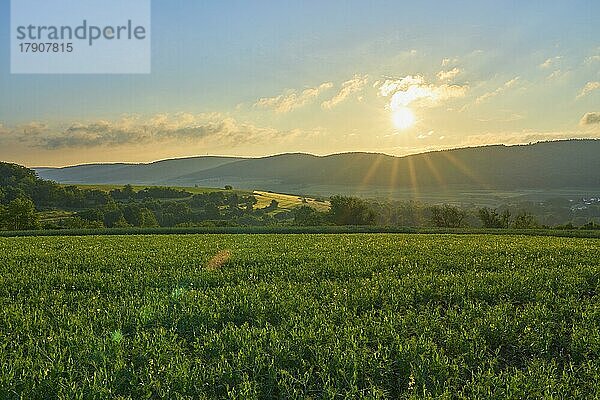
top-left (35, 140), bottom-right (600, 194)
top-left (36, 156), bottom-right (244, 185)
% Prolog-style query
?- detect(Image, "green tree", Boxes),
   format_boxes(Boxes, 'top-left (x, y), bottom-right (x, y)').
top-left (328, 196), bottom-right (375, 225)
top-left (500, 209), bottom-right (511, 228)
top-left (478, 207), bottom-right (510, 228)
top-left (429, 204), bottom-right (467, 228)
top-left (513, 211), bottom-right (538, 229)
top-left (104, 208), bottom-right (126, 228)
top-left (241, 195), bottom-right (258, 212)
top-left (264, 200), bottom-right (279, 212)
top-left (139, 208), bottom-right (159, 227)
top-left (3, 197), bottom-right (39, 230)
top-left (293, 205), bottom-right (326, 226)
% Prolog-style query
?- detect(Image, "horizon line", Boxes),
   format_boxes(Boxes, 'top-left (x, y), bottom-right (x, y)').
top-left (27, 138), bottom-right (598, 169)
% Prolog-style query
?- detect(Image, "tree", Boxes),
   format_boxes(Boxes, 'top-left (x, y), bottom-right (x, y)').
top-left (293, 205), bottom-right (326, 226)
top-left (224, 185), bottom-right (233, 190)
top-left (0, 205), bottom-right (6, 229)
top-left (139, 208), bottom-right (159, 227)
top-left (478, 207), bottom-right (499, 228)
top-left (104, 209), bottom-right (126, 228)
top-left (328, 196), bottom-right (376, 225)
top-left (500, 209), bottom-right (511, 229)
top-left (513, 211), bottom-right (538, 229)
top-left (241, 195), bottom-right (257, 212)
top-left (429, 204), bottom-right (467, 228)
top-left (78, 208), bottom-right (105, 225)
top-left (3, 197), bottom-right (39, 230)
top-left (264, 200), bottom-right (279, 212)
top-left (478, 207), bottom-right (510, 228)
top-left (109, 184), bottom-right (136, 201)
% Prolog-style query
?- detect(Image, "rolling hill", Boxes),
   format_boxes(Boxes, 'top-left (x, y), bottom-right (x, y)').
top-left (34, 140), bottom-right (600, 195)
top-left (35, 156), bottom-right (244, 186)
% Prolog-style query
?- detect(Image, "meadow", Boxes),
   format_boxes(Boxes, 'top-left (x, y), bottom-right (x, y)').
top-left (0, 233), bottom-right (599, 399)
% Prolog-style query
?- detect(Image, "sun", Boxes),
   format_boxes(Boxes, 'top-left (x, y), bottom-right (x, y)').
top-left (392, 107), bottom-right (415, 130)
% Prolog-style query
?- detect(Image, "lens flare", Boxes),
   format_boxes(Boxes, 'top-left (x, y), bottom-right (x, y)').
top-left (392, 107), bottom-right (415, 130)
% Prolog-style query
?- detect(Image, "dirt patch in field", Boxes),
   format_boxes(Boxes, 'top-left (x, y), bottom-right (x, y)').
top-left (205, 250), bottom-right (231, 270)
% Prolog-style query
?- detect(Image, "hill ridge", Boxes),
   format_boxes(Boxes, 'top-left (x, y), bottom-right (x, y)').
top-left (33, 139), bottom-right (600, 192)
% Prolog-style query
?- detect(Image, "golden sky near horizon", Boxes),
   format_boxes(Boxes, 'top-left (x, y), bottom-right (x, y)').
top-left (0, 1), bottom-right (598, 167)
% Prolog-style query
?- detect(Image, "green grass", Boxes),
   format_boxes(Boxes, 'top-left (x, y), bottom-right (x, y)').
top-left (1, 226), bottom-right (599, 238)
top-left (1, 234), bottom-right (599, 398)
top-left (37, 209), bottom-right (77, 222)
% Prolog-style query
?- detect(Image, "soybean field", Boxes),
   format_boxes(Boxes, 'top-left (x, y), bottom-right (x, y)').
top-left (0, 234), bottom-right (599, 399)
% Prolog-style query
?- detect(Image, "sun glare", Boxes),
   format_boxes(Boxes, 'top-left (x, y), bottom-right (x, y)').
top-left (392, 107), bottom-right (415, 130)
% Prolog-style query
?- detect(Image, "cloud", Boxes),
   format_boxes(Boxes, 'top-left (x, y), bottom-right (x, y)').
top-left (378, 75), bottom-right (425, 97)
top-left (580, 112), bottom-right (600, 126)
top-left (546, 69), bottom-right (567, 81)
top-left (584, 54), bottom-right (600, 64)
top-left (437, 67), bottom-right (462, 81)
top-left (3, 113), bottom-right (296, 149)
top-left (254, 82), bottom-right (333, 113)
top-left (321, 74), bottom-right (369, 109)
top-left (377, 75), bottom-right (468, 110)
top-left (585, 55), bottom-right (600, 64)
top-left (577, 81), bottom-right (600, 99)
top-left (441, 57), bottom-right (458, 67)
top-left (540, 56), bottom-right (561, 69)
top-left (475, 77), bottom-right (520, 104)
top-left (417, 130), bottom-right (434, 139)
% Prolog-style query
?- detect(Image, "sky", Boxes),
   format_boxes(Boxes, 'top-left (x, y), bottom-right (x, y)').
top-left (0, 0), bottom-right (599, 167)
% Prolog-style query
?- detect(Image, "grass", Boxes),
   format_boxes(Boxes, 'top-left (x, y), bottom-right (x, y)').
top-left (1, 226), bottom-right (599, 238)
top-left (253, 191), bottom-right (330, 212)
top-left (37, 210), bottom-right (77, 222)
top-left (1, 234), bottom-right (599, 398)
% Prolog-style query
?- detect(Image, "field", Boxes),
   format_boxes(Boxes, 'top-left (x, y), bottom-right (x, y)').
top-left (253, 191), bottom-right (330, 212)
top-left (1, 234), bottom-right (599, 398)
top-left (68, 184), bottom-right (329, 211)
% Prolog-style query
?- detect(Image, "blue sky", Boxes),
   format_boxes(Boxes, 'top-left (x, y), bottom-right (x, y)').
top-left (0, 0), bottom-right (598, 166)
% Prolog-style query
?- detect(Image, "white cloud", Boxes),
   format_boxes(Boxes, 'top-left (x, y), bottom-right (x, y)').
top-left (2, 113), bottom-right (299, 149)
top-left (441, 57), bottom-right (458, 67)
top-left (546, 69), bottom-right (567, 81)
top-left (254, 82), bottom-right (333, 113)
top-left (577, 81), bottom-right (600, 99)
top-left (475, 77), bottom-right (521, 104)
top-left (580, 112), bottom-right (600, 126)
top-left (321, 74), bottom-right (369, 109)
top-left (504, 77), bottom-right (521, 88)
top-left (377, 75), bottom-right (468, 112)
top-left (437, 67), bottom-right (462, 81)
top-left (378, 75), bottom-right (426, 97)
top-left (417, 130), bottom-right (434, 139)
top-left (540, 56), bottom-right (561, 69)
top-left (585, 55), bottom-right (600, 64)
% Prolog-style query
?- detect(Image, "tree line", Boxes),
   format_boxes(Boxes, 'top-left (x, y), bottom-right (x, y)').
top-left (0, 162), bottom-right (598, 231)
top-left (294, 196), bottom-right (599, 230)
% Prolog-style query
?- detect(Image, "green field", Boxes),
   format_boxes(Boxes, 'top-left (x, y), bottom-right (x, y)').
top-left (1, 234), bottom-right (599, 398)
